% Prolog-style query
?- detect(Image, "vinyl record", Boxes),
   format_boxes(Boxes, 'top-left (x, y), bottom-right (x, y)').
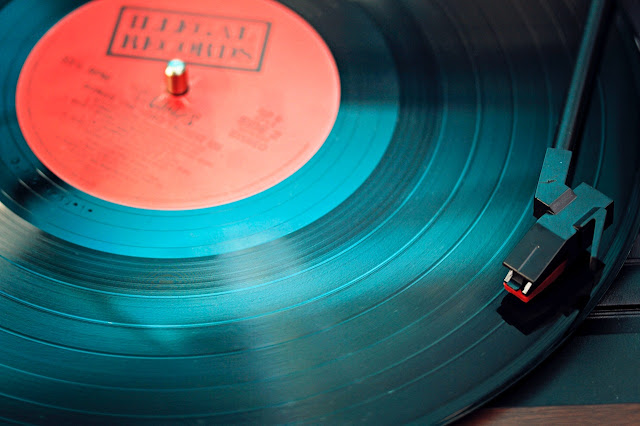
top-left (0, 0), bottom-right (638, 423)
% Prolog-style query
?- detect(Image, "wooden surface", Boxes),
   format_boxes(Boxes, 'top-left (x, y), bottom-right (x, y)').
top-left (458, 404), bottom-right (640, 425)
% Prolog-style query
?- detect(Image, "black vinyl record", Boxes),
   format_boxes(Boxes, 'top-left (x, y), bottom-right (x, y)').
top-left (0, 0), bottom-right (639, 423)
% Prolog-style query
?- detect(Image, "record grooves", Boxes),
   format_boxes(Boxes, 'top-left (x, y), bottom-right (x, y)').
top-left (0, 0), bottom-right (639, 424)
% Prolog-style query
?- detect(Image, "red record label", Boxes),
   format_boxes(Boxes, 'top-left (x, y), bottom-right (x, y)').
top-left (16, 0), bottom-right (340, 210)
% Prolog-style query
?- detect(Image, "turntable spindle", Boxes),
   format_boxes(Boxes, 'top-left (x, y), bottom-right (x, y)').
top-left (165, 59), bottom-right (189, 96)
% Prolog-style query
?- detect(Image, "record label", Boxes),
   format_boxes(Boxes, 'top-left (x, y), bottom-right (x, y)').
top-left (16, 0), bottom-right (340, 210)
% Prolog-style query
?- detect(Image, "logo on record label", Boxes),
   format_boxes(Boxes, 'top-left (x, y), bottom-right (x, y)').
top-left (107, 6), bottom-right (271, 71)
